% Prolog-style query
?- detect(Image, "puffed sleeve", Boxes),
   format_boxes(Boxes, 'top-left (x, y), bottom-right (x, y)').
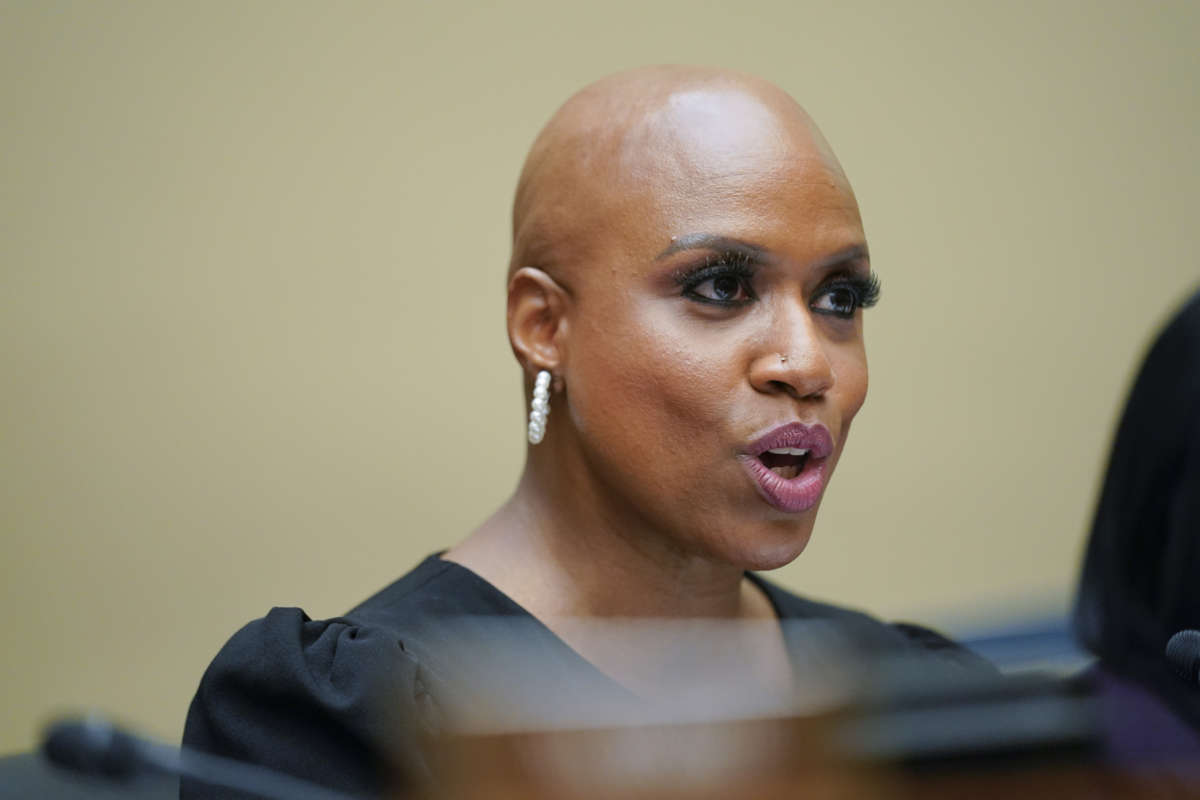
top-left (180, 607), bottom-right (434, 799)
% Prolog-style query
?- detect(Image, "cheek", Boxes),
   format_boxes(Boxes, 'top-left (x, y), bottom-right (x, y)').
top-left (567, 305), bottom-right (735, 466)
top-left (831, 344), bottom-right (869, 435)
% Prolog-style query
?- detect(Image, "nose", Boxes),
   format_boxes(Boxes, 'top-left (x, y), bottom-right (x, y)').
top-left (748, 307), bottom-right (835, 401)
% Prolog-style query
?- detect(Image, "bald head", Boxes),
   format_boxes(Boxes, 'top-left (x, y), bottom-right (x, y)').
top-left (509, 66), bottom-right (851, 280)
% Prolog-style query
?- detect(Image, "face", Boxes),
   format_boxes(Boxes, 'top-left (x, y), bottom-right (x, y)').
top-left (555, 89), bottom-right (873, 571)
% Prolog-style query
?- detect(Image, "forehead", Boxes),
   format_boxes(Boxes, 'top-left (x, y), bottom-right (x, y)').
top-left (596, 88), bottom-right (862, 267)
top-left (626, 89), bottom-right (804, 175)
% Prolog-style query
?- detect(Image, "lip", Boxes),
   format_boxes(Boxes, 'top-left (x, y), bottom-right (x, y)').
top-left (739, 422), bottom-right (835, 513)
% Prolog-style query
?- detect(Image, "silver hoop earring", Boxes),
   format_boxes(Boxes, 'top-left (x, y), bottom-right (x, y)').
top-left (528, 370), bottom-right (552, 444)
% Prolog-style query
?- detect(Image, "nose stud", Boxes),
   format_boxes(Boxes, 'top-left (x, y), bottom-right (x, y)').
top-left (779, 354), bottom-right (788, 364)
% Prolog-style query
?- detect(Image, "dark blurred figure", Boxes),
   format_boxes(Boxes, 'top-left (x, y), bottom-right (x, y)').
top-left (1075, 288), bottom-right (1200, 763)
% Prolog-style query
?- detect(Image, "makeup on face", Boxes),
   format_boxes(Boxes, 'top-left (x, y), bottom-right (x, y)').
top-left (639, 232), bottom-right (878, 519)
top-left (738, 422), bottom-right (834, 514)
top-left (537, 86), bottom-right (876, 568)
top-left (652, 236), bottom-right (878, 319)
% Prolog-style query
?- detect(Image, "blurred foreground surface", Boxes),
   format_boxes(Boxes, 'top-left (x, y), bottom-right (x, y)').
top-left (15, 618), bottom-right (1200, 798)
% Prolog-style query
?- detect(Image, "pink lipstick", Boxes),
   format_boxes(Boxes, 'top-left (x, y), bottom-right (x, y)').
top-left (739, 422), bottom-right (834, 513)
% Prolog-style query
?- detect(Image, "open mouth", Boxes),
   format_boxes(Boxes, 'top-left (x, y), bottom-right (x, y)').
top-left (758, 447), bottom-right (811, 480)
top-left (741, 422), bottom-right (832, 513)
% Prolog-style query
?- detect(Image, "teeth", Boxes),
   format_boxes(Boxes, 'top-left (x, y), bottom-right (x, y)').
top-left (765, 447), bottom-right (809, 456)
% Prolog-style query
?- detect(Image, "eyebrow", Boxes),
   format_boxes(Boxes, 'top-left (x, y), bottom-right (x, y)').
top-left (655, 234), bottom-right (768, 260)
top-left (655, 233), bottom-right (870, 270)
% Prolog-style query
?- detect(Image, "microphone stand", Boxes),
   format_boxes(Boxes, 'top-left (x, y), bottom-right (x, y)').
top-left (42, 714), bottom-right (369, 800)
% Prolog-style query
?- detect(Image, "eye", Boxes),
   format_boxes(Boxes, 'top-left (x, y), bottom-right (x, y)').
top-left (812, 274), bottom-right (881, 319)
top-left (813, 286), bottom-right (860, 317)
top-left (690, 272), bottom-right (753, 304)
top-left (676, 254), bottom-right (758, 307)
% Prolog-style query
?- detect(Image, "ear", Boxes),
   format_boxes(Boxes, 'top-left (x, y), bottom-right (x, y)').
top-left (507, 267), bottom-right (570, 376)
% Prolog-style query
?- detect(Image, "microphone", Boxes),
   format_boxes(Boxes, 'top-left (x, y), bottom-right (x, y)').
top-left (1166, 630), bottom-right (1200, 687)
top-left (42, 713), bottom-right (368, 800)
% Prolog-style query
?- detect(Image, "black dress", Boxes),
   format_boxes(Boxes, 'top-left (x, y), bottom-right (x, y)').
top-left (181, 554), bottom-right (991, 799)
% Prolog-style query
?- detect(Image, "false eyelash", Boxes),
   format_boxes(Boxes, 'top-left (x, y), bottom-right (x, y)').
top-left (829, 271), bottom-right (881, 309)
top-left (672, 250), bottom-right (759, 293)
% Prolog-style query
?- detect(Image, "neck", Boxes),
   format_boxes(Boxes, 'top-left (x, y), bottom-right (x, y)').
top-left (446, 441), bottom-right (773, 622)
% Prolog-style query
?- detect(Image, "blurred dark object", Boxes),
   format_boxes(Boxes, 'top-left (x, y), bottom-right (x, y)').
top-left (37, 714), bottom-right (365, 800)
top-left (841, 658), bottom-right (1099, 771)
top-left (1086, 666), bottom-right (1200, 769)
top-left (0, 750), bottom-right (175, 800)
top-left (1074, 288), bottom-right (1200, 753)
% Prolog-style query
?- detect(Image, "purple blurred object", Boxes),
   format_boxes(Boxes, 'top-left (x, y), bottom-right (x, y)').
top-left (1087, 665), bottom-right (1200, 766)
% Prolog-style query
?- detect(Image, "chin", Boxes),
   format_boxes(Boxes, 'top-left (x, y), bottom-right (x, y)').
top-left (725, 517), bottom-right (816, 572)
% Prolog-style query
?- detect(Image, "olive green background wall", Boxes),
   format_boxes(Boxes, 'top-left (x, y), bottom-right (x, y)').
top-left (2, 0), bottom-right (1197, 753)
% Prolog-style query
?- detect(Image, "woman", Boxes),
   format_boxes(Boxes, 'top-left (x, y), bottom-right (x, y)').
top-left (182, 66), bottom-right (989, 798)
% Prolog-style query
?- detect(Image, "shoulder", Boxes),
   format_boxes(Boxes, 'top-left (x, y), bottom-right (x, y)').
top-left (748, 572), bottom-right (997, 674)
top-left (191, 606), bottom-right (425, 710)
top-left (193, 553), bottom-right (474, 720)
top-left (182, 555), bottom-right (525, 797)
top-left (181, 556), bottom-right (476, 797)
top-left (182, 607), bottom-right (432, 798)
